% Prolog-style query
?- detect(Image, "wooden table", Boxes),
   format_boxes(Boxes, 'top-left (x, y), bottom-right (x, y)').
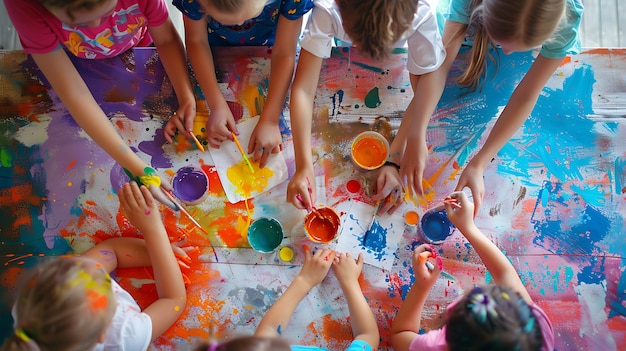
top-left (0, 47), bottom-right (624, 350)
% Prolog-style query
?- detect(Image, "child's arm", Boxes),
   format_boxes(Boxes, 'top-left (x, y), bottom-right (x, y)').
top-left (148, 17), bottom-right (196, 136)
top-left (115, 182), bottom-right (186, 341)
top-left (248, 15), bottom-right (303, 168)
top-left (332, 253), bottom-right (379, 350)
top-left (444, 191), bottom-right (532, 303)
top-left (454, 55), bottom-right (563, 215)
top-left (390, 244), bottom-right (439, 351)
top-left (286, 49), bottom-right (324, 210)
top-left (182, 16), bottom-right (237, 148)
top-left (255, 248), bottom-right (336, 337)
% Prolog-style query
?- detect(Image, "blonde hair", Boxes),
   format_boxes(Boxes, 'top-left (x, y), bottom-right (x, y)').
top-left (456, 0), bottom-right (566, 91)
top-left (0, 257), bottom-right (116, 351)
top-left (337, 0), bottom-right (418, 61)
top-left (38, 0), bottom-right (110, 21)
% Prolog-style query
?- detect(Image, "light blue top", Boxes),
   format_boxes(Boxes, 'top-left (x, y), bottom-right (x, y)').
top-left (445, 0), bottom-right (583, 58)
top-left (291, 340), bottom-right (372, 351)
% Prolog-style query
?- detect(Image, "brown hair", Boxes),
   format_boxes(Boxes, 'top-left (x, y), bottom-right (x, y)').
top-left (337, 0), bottom-right (418, 61)
top-left (456, 0), bottom-right (566, 91)
top-left (38, 0), bottom-right (110, 21)
top-left (0, 257), bottom-right (116, 351)
top-left (445, 285), bottom-right (543, 351)
top-left (193, 336), bottom-right (291, 351)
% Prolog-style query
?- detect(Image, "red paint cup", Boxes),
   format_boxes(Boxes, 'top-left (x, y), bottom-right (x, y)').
top-left (304, 206), bottom-right (341, 243)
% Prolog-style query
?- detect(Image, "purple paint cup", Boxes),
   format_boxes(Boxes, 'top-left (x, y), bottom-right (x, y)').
top-left (172, 166), bottom-right (209, 205)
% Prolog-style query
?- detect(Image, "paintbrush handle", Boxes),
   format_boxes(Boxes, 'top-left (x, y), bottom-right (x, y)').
top-left (231, 132), bottom-right (255, 173)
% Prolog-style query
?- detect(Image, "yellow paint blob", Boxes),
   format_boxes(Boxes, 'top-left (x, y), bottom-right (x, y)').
top-left (279, 246), bottom-right (294, 262)
top-left (226, 160), bottom-right (274, 198)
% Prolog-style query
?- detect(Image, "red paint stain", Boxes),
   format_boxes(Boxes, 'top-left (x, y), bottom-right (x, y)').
top-left (67, 159), bottom-right (76, 170)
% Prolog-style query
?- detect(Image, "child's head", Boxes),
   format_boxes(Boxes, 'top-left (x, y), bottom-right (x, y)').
top-left (456, 0), bottom-right (566, 90)
top-left (193, 336), bottom-right (291, 351)
top-left (198, 0), bottom-right (266, 25)
top-left (336, 0), bottom-right (418, 61)
top-left (39, 0), bottom-right (115, 27)
top-left (445, 285), bottom-right (543, 351)
top-left (1, 257), bottom-right (116, 351)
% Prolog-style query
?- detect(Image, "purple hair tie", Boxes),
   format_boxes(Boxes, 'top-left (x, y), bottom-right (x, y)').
top-left (208, 343), bottom-right (219, 351)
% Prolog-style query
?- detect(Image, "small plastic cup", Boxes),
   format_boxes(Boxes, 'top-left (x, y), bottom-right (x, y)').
top-left (304, 206), bottom-right (341, 243)
top-left (403, 209), bottom-right (420, 235)
top-left (247, 217), bottom-right (284, 253)
top-left (278, 246), bottom-right (295, 262)
top-left (350, 131), bottom-right (389, 172)
top-left (419, 205), bottom-right (455, 244)
top-left (172, 166), bottom-right (209, 205)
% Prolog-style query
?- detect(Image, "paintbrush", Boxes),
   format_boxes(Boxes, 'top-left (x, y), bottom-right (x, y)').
top-left (231, 132), bottom-right (255, 173)
top-left (366, 200), bottom-right (385, 232)
top-left (190, 133), bottom-right (205, 152)
top-left (425, 261), bottom-right (457, 281)
top-left (443, 198), bottom-right (462, 209)
top-left (162, 188), bottom-right (208, 235)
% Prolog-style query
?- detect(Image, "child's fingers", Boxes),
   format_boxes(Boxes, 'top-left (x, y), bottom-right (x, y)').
top-left (355, 253), bottom-right (364, 270)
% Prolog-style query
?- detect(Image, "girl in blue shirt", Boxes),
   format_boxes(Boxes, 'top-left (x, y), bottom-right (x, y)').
top-left (376, 0), bottom-right (584, 216)
top-left (165, 0), bottom-right (313, 168)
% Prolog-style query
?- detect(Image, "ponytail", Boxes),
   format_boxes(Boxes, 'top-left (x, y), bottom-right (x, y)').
top-left (0, 329), bottom-right (40, 351)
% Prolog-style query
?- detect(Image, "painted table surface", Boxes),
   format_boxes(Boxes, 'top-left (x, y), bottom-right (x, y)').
top-left (0, 46), bottom-right (625, 350)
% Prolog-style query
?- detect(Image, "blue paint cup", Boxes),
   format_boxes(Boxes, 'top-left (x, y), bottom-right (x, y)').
top-left (419, 205), bottom-right (455, 244)
top-left (247, 217), bottom-right (284, 253)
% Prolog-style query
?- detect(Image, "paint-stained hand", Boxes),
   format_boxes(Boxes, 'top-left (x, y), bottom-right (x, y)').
top-left (287, 169), bottom-right (315, 210)
top-left (454, 160), bottom-right (484, 217)
top-left (373, 165), bottom-right (404, 215)
top-left (412, 244), bottom-right (439, 287)
top-left (443, 191), bottom-right (476, 233)
top-left (332, 252), bottom-right (363, 287)
top-left (119, 182), bottom-right (163, 237)
top-left (296, 247), bottom-right (336, 289)
top-left (163, 106), bottom-right (196, 144)
top-left (205, 103), bottom-right (238, 149)
top-left (248, 118), bottom-right (282, 168)
top-left (400, 136), bottom-right (428, 198)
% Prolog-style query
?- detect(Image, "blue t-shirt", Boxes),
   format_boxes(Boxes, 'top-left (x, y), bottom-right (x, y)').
top-left (291, 339), bottom-right (373, 351)
top-left (172, 0), bottom-right (313, 46)
top-left (445, 0), bottom-right (583, 58)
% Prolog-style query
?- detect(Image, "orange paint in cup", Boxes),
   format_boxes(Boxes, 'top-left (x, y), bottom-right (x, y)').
top-left (350, 131), bottom-right (389, 172)
top-left (304, 206), bottom-right (341, 243)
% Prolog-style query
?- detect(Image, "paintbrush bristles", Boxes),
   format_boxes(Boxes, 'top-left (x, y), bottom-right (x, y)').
top-left (191, 134), bottom-right (205, 152)
top-left (231, 132), bottom-right (255, 173)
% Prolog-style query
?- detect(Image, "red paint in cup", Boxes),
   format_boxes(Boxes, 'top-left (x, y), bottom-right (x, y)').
top-left (304, 206), bottom-right (341, 243)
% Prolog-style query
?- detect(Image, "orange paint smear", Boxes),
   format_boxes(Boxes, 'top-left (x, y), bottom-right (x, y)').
top-left (352, 137), bottom-right (387, 169)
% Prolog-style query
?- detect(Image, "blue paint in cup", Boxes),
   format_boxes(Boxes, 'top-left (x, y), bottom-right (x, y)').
top-left (247, 217), bottom-right (284, 253)
top-left (420, 206), bottom-right (455, 244)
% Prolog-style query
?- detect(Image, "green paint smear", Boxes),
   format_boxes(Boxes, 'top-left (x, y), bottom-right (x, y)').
top-left (0, 147), bottom-right (12, 168)
top-left (364, 87), bottom-right (381, 108)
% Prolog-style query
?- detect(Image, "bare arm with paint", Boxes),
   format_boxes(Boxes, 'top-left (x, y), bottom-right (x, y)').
top-left (332, 253), bottom-right (379, 350)
top-left (255, 248), bottom-right (336, 337)
top-left (247, 15), bottom-right (302, 168)
top-left (286, 49), bottom-right (325, 210)
top-left (454, 55), bottom-right (563, 215)
top-left (391, 244), bottom-right (439, 351)
top-left (444, 191), bottom-right (532, 304)
top-left (84, 182), bottom-right (187, 342)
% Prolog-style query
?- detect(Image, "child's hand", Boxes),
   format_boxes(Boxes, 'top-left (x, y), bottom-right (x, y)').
top-left (372, 164), bottom-right (404, 215)
top-left (248, 118), bottom-right (283, 169)
top-left (400, 137), bottom-right (428, 197)
top-left (412, 244), bottom-right (439, 287)
top-left (119, 182), bottom-right (162, 236)
top-left (205, 104), bottom-right (237, 149)
top-left (297, 247), bottom-right (336, 289)
top-left (443, 191), bottom-right (476, 232)
top-left (332, 252), bottom-right (363, 286)
top-left (454, 161), bottom-right (485, 217)
top-left (287, 169), bottom-right (315, 210)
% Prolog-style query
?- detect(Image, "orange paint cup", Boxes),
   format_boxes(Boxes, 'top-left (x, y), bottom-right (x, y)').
top-left (350, 131), bottom-right (389, 172)
top-left (404, 209), bottom-right (420, 235)
top-left (304, 206), bottom-right (341, 243)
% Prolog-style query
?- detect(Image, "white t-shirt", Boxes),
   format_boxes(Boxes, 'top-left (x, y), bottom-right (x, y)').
top-left (94, 279), bottom-right (153, 351)
top-left (300, 0), bottom-right (445, 75)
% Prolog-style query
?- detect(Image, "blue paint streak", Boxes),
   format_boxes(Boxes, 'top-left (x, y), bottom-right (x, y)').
top-left (361, 220), bottom-right (388, 260)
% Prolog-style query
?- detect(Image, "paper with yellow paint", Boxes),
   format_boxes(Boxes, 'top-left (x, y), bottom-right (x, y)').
top-left (208, 115), bottom-right (288, 203)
